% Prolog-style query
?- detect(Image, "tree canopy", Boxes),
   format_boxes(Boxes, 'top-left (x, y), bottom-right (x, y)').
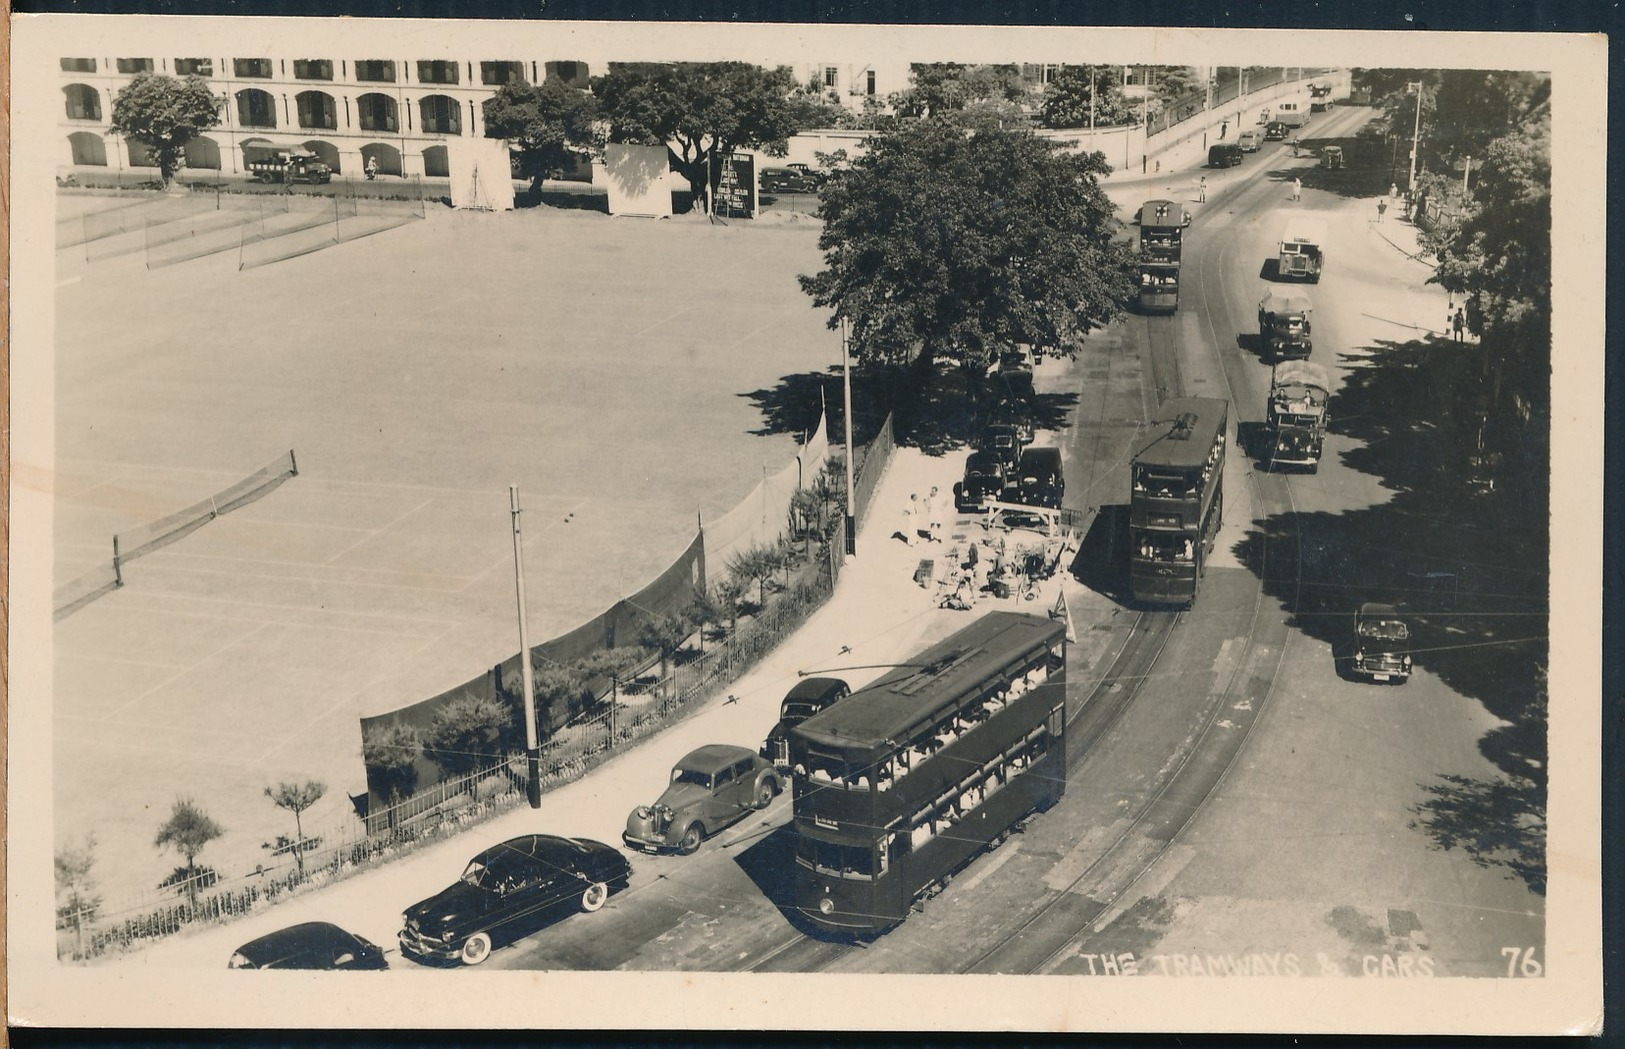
top-left (1040, 65), bottom-right (1134, 129)
top-left (108, 73), bottom-right (221, 185)
top-left (892, 63), bottom-right (1030, 119)
top-left (265, 779), bottom-right (327, 875)
top-left (800, 119), bottom-right (1134, 374)
top-left (482, 77), bottom-right (602, 198)
top-left (153, 797), bottom-right (223, 909)
top-left (591, 61), bottom-right (802, 211)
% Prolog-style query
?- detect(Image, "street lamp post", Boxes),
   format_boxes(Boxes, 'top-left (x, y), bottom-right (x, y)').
top-left (509, 485), bottom-right (541, 808)
top-left (840, 319), bottom-right (857, 556)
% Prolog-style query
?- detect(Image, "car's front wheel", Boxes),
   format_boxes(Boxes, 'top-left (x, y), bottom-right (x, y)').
top-left (580, 881), bottom-right (609, 912)
top-left (678, 823), bottom-right (705, 856)
top-left (459, 932), bottom-right (492, 966)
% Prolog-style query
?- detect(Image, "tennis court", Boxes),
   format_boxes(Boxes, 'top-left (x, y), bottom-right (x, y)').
top-left (52, 200), bottom-right (839, 901)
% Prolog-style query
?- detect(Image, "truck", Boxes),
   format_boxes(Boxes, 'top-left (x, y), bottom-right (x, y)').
top-left (1309, 83), bottom-right (1335, 112)
top-left (1274, 100), bottom-right (1310, 129)
top-left (1276, 219), bottom-right (1326, 283)
top-left (1263, 360), bottom-right (1329, 471)
top-left (243, 145), bottom-right (333, 185)
top-left (1258, 291), bottom-right (1314, 358)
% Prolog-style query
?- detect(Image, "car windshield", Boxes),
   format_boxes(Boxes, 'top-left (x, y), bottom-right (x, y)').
top-left (672, 767), bottom-right (711, 788)
top-left (1359, 618), bottom-right (1409, 640)
top-left (782, 702), bottom-right (822, 720)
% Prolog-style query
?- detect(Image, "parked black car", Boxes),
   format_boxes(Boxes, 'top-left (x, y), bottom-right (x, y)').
top-left (759, 163), bottom-right (823, 194)
top-left (1264, 121), bottom-right (1289, 141)
top-left (229, 921), bottom-right (388, 970)
top-left (980, 423), bottom-right (1027, 472)
top-left (761, 678), bottom-right (850, 768)
top-left (1348, 603), bottom-right (1413, 683)
top-left (1011, 446), bottom-right (1064, 509)
top-left (956, 450), bottom-right (1009, 511)
top-left (399, 835), bottom-right (630, 966)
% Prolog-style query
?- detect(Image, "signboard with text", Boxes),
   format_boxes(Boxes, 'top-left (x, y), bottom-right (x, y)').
top-left (716, 152), bottom-right (756, 218)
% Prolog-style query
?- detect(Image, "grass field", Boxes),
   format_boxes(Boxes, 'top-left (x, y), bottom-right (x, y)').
top-left (52, 197), bottom-right (842, 902)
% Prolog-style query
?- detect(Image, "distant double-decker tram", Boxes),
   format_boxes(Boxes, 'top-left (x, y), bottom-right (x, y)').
top-left (788, 611), bottom-right (1067, 935)
top-left (1129, 397), bottom-right (1228, 606)
top-left (1137, 200), bottom-right (1186, 314)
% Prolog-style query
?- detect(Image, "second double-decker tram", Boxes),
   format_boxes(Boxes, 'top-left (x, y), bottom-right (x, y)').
top-left (1137, 200), bottom-right (1186, 314)
top-left (1129, 397), bottom-right (1228, 606)
top-left (788, 612), bottom-right (1067, 935)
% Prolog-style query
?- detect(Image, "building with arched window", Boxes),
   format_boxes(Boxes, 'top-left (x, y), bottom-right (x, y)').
top-left (52, 45), bottom-right (911, 179)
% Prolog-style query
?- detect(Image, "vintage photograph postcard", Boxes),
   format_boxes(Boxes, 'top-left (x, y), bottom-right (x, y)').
top-left (6, 14), bottom-right (1605, 1035)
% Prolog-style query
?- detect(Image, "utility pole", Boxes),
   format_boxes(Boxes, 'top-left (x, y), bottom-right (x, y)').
top-left (1407, 80), bottom-right (1424, 197)
top-left (840, 319), bottom-right (857, 556)
top-left (509, 485), bottom-right (541, 808)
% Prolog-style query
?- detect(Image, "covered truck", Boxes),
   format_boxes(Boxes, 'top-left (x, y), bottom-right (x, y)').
top-left (1258, 290), bottom-right (1314, 360)
top-left (1264, 360), bottom-right (1330, 471)
top-left (1276, 219), bottom-right (1326, 283)
top-left (242, 143), bottom-right (333, 185)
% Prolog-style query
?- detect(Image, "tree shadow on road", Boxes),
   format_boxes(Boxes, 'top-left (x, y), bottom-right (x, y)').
top-left (1226, 334), bottom-right (1548, 888)
top-left (1270, 122), bottom-right (1405, 201)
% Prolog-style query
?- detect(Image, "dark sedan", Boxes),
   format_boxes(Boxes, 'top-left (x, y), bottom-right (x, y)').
top-left (761, 678), bottom-right (850, 768)
top-left (228, 921), bottom-right (388, 970)
top-left (1348, 603), bottom-right (1413, 683)
top-left (399, 835), bottom-right (631, 966)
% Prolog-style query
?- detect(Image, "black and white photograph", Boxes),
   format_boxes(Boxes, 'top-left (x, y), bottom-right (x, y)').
top-left (5, 13), bottom-right (1606, 1035)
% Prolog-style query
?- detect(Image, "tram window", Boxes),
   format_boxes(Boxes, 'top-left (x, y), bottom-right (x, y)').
top-left (800, 839), bottom-right (876, 879)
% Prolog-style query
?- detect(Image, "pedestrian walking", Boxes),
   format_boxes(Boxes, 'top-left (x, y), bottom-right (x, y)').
top-left (1291, 177), bottom-right (1302, 202)
top-left (1197, 176), bottom-right (1207, 203)
top-left (1452, 307), bottom-right (1466, 343)
top-left (927, 486), bottom-right (945, 542)
top-left (1376, 199), bottom-right (1387, 223)
top-left (901, 493), bottom-right (918, 545)
top-left (1389, 181), bottom-right (1399, 200)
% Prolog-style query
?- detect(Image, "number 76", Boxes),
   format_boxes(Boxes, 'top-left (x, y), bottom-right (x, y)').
top-left (1501, 946), bottom-right (1543, 977)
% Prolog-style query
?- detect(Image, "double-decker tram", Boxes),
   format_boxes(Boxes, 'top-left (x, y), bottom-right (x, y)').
top-left (788, 612), bottom-right (1067, 935)
top-left (1136, 200), bottom-right (1186, 314)
top-left (1129, 397), bottom-right (1228, 606)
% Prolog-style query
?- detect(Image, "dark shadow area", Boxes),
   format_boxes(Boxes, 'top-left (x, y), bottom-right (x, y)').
top-left (1235, 419), bottom-right (1269, 461)
top-left (739, 366), bottom-right (888, 446)
top-left (1234, 331), bottom-right (1270, 364)
top-left (1270, 123), bottom-right (1402, 201)
top-left (1409, 774), bottom-right (1546, 895)
top-left (1069, 503), bottom-right (1132, 603)
top-left (1258, 257), bottom-right (1280, 281)
top-left (893, 365), bottom-right (1079, 457)
top-left (730, 823), bottom-right (862, 943)
top-left (1227, 334), bottom-right (1548, 891)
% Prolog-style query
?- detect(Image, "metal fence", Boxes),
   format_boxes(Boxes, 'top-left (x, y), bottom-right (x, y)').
top-left (59, 548), bottom-right (836, 962)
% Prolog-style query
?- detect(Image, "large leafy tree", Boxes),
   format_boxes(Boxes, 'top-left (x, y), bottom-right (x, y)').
top-left (108, 72), bottom-right (221, 185)
top-left (1040, 65), bottom-right (1133, 128)
top-left (482, 77), bottom-right (602, 199)
top-left (153, 797), bottom-right (223, 911)
top-left (424, 694), bottom-right (511, 777)
top-left (800, 119), bottom-right (1135, 374)
top-left (591, 61), bottom-right (802, 212)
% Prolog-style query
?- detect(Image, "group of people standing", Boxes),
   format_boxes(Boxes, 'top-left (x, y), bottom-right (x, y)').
top-left (901, 487), bottom-right (945, 546)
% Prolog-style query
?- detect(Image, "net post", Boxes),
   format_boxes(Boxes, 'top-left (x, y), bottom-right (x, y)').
top-left (112, 535), bottom-right (123, 586)
top-left (288, 449), bottom-right (299, 476)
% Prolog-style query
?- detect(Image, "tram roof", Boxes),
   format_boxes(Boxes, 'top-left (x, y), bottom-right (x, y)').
top-left (1138, 199), bottom-right (1187, 228)
top-left (792, 611), bottom-right (1062, 753)
top-left (1133, 396), bottom-right (1229, 470)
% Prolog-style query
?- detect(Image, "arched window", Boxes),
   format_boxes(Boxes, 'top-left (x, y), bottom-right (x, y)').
top-left (183, 136), bottom-right (221, 170)
top-left (360, 142), bottom-right (402, 176)
top-left (418, 95), bottom-right (461, 135)
top-left (236, 88), bottom-right (276, 128)
top-left (296, 90), bottom-right (337, 130)
top-left (422, 144), bottom-right (449, 177)
top-left (68, 131), bottom-right (108, 166)
top-left (63, 84), bottom-right (102, 122)
top-left (356, 93), bottom-right (397, 133)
